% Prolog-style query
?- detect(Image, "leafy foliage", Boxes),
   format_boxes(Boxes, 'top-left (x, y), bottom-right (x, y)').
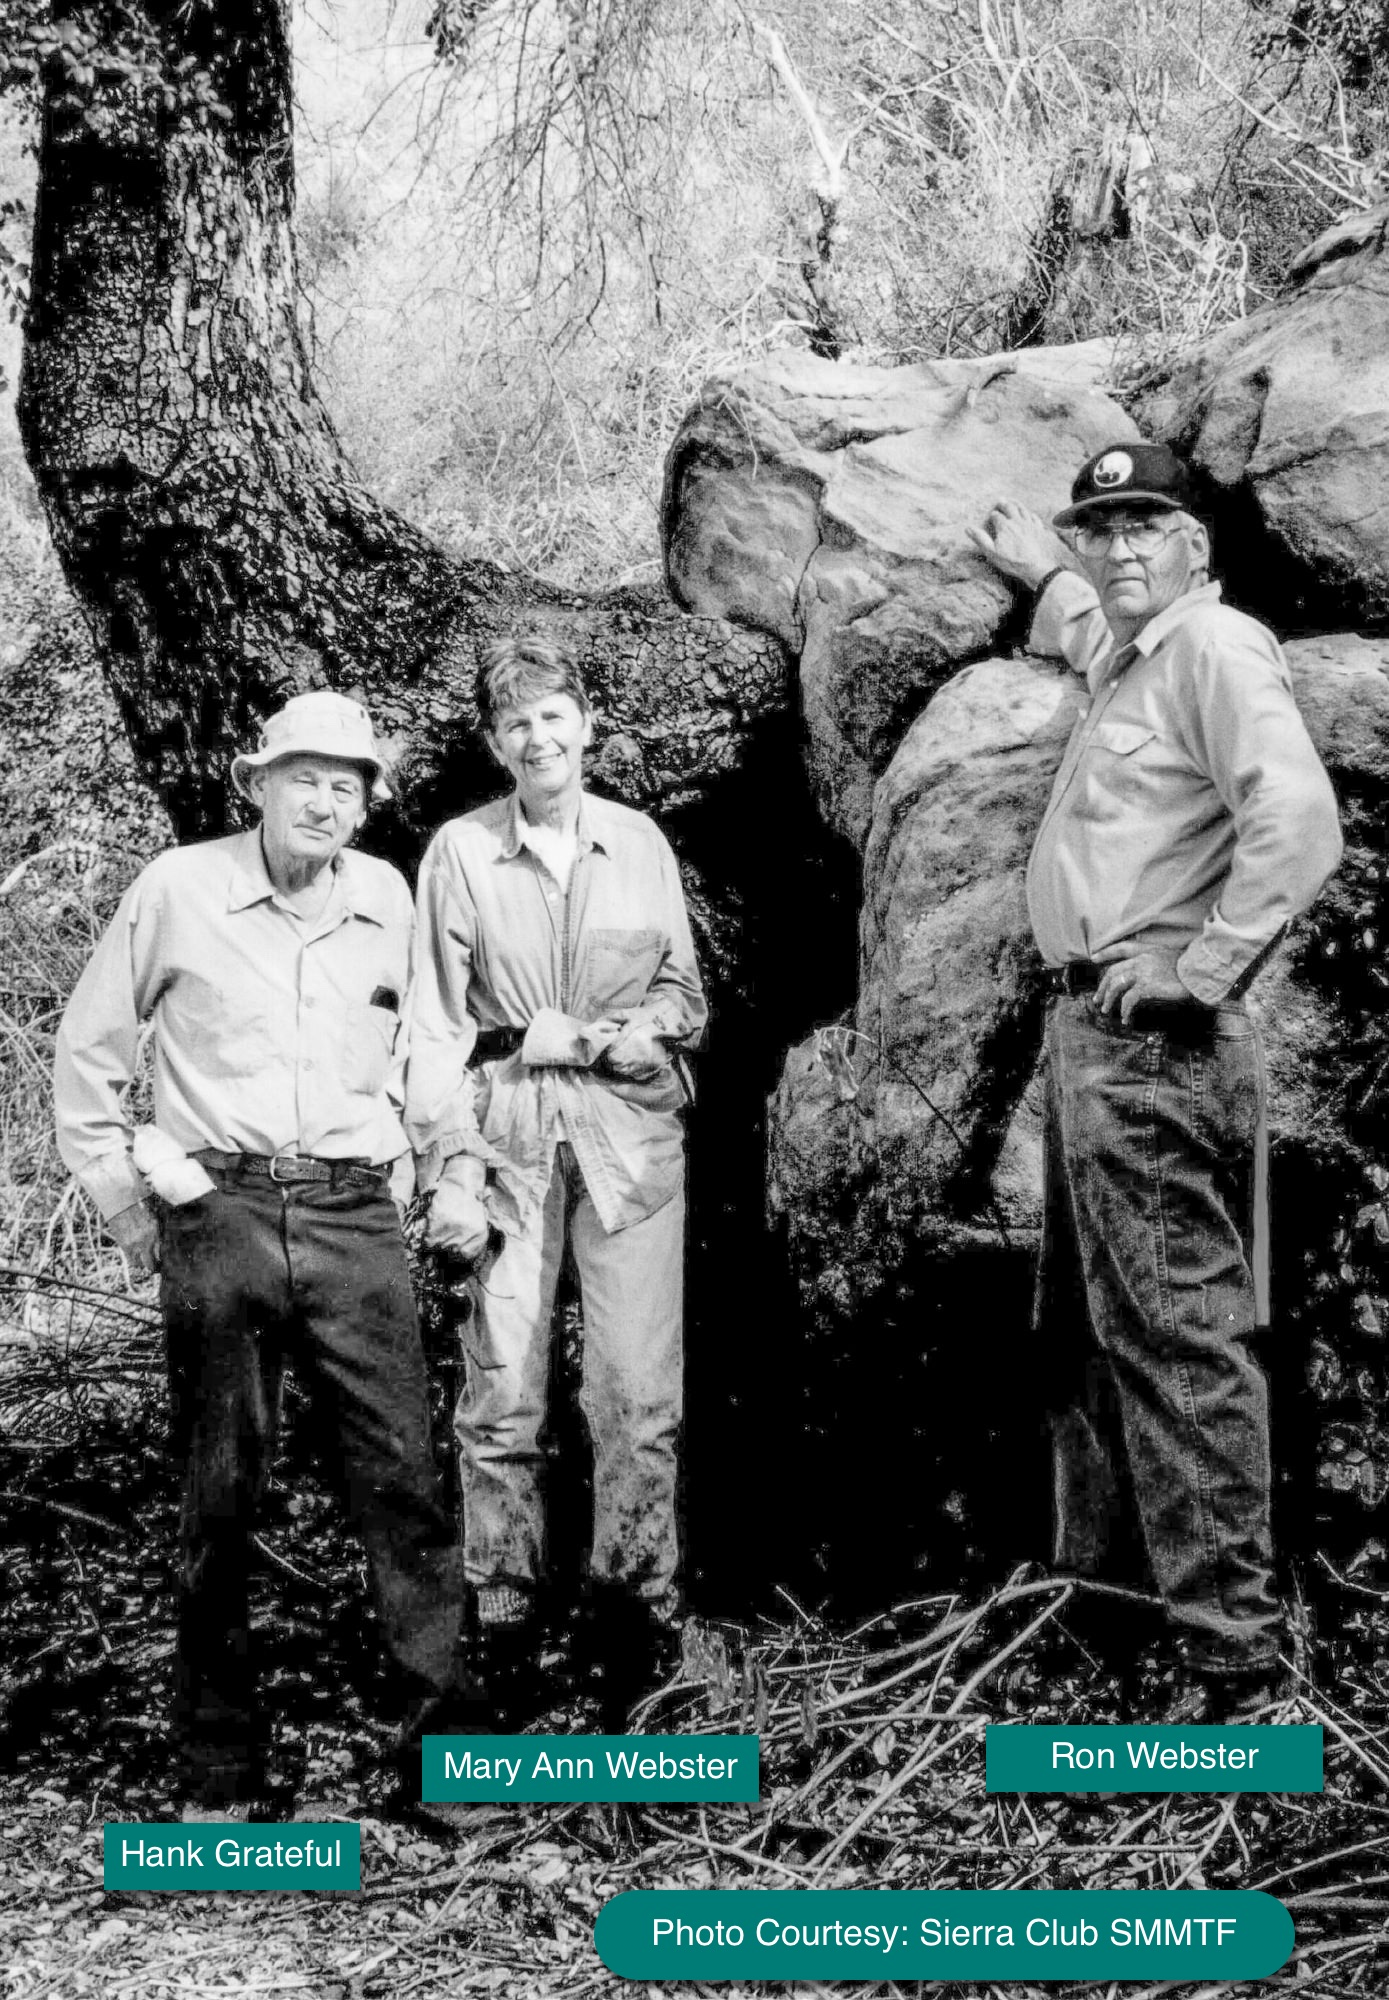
top-left (1258, 0), bottom-right (1389, 92)
top-left (0, 2), bottom-right (223, 118)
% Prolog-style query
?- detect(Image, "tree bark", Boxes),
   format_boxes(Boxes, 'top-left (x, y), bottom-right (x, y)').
top-left (17, 0), bottom-right (788, 848)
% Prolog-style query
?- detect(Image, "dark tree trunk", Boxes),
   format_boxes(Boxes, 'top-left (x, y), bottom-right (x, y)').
top-left (999, 138), bottom-right (1131, 351)
top-left (17, 0), bottom-right (788, 849)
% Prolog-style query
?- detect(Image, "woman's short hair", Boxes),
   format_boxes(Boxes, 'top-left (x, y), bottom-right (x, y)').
top-left (476, 635), bottom-right (591, 732)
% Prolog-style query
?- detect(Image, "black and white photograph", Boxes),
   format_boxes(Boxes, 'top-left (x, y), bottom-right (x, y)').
top-left (3, 1), bottom-right (1389, 1994)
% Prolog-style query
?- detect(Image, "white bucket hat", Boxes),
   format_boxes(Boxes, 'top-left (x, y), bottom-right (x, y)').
top-left (230, 691), bottom-right (392, 802)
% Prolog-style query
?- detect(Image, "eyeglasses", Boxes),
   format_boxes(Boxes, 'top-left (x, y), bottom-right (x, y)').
top-left (1072, 515), bottom-right (1184, 557)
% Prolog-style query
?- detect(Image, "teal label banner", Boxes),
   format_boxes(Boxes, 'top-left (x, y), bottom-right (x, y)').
top-left (594, 1890), bottom-right (1294, 1981)
top-left (103, 1824), bottom-right (360, 1891)
top-left (986, 1724), bottom-right (1323, 1793)
top-left (422, 1734), bottom-right (759, 1801)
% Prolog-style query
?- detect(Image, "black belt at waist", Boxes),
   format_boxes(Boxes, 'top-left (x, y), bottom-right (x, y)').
top-left (469, 1025), bottom-right (525, 1065)
top-left (1043, 965), bottom-right (1247, 1037)
top-left (1044, 962), bottom-right (1103, 995)
top-left (192, 1149), bottom-right (389, 1189)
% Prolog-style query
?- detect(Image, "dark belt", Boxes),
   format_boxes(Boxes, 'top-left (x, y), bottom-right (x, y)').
top-left (1043, 966), bottom-right (1245, 1041)
top-left (192, 1148), bottom-right (389, 1190)
top-left (1044, 962), bottom-right (1103, 995)
top-left (469, 1025), bottom-right (525, 1065)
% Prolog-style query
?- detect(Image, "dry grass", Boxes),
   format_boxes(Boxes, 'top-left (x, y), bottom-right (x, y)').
top-left (0, 839), bottom-right (155, 1386)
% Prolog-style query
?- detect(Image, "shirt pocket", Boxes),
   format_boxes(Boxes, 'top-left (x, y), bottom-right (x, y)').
top-left (584, 926), bottom-right (665, 1011)
top-left (1076, 721), bottom-right (1159, 823)
top-left (340, 1001), bottom-right (399, 1097)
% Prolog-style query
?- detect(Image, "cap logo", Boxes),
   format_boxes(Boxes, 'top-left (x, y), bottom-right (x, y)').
top-left (1092, 451), bottom-right (1133, 489)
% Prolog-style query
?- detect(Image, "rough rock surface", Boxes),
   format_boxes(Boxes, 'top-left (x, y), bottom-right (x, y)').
top-left (768, 654), bottom-right (1079, 1263)
top-left (662, 347), bottom-right (1133, 844)
top-left (1134, 234), bottom-right (1389, 631)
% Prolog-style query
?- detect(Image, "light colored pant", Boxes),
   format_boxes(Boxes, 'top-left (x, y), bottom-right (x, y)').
top-left (457, 1142), bottom-right (684, 1614)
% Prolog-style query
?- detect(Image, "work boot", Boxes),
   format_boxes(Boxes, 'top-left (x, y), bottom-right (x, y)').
top-left (1158, 1664), bottom-right (1292, 1725)
top-left (176, 1746), bottom-right (274, 1822)
top-left (180, 1799), bottom-right (255, 1824)
top-left (389, 1638), bottom-right (495, 1816)
top-left (584, 1586), bottom-right (683, 1732)
top-left (477, 1616), bottom-right (551, 1732)
top-left (468, 1581), bottom-right (554, 1732)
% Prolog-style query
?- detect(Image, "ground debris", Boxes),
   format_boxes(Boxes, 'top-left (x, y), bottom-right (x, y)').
top-left (5, 1568), bottom-right (1388, 1994)
top-left (6, 1317), bottom-right (1389, 1995)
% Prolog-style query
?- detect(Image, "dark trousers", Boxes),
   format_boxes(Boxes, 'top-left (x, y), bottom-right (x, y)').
top-left (159, 1171), bottom-right (464, 1802)
top-left (1039, 996), bottom-right (1280, 1676)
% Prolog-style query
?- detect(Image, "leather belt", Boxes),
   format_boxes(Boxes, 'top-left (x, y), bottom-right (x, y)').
top-left (469, 1025), bottom-right (525, 1065)
top-left (192, 1149), bottom-right (388, 1190)
top-left (1043, 968), bottom-right (1245, 1041)
top-left (1044, 962), bottom-right (1103, 995)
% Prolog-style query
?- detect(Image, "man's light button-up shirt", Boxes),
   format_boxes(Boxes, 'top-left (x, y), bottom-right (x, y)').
top-left (1026, 574), bottom-right (1343, 1004)
top-left (54, 829), bottom-right (415, 1221)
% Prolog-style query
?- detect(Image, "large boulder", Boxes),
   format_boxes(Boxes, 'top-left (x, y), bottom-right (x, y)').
top-left (662, 346), bottom-right (1132, 844)
top-left (1134, 225), bottom-right (1389, 631)
top-left (768, 653), bottom-right (1079, 1268)
top-left (764, 650), bottom-right (1082, 1588)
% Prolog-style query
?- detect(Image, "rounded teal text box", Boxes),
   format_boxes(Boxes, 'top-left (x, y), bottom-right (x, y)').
top-left (594, 1889), bottom-right (1294, 1981)
top-left (423, 1734), bottom-right (758, 1802)
top-left (102, 1823), bottom-right (360, 1892)
top-left (986, 1724), bottom-right (1323, 1793)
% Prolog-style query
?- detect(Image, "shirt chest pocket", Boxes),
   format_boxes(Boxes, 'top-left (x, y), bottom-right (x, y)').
top-left (336, 1001), bottom-right (399, 1098)
top-left (1077, 721), bottom-right (1159, 822)
top-left (583, 926), bottom-right (665, 1010)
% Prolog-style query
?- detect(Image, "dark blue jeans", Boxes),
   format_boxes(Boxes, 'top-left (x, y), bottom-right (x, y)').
top-left (159, 1170), bottom-right (465, 1803)
top-left (1039, 995), bottom-right (1280, 1676)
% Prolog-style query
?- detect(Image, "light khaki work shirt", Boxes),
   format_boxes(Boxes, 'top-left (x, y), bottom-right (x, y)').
top-left (54, 830), bottom-right (414, 1220)
top-left (1026, 573), bottom-right (1343, 1003)
top-left (407, 790), bottom-right (707, 1234)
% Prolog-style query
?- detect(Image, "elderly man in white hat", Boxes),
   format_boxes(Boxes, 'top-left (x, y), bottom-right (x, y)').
top-left (54, 691), bottom-right (474, 1818)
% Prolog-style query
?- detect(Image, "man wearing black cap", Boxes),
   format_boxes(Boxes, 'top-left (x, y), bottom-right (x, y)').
top-left (970, 442), bottom-right (1342, 1718)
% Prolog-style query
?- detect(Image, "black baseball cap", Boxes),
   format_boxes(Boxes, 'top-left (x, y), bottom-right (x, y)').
top-left (1054, 442), bottom-right (1193, 527)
